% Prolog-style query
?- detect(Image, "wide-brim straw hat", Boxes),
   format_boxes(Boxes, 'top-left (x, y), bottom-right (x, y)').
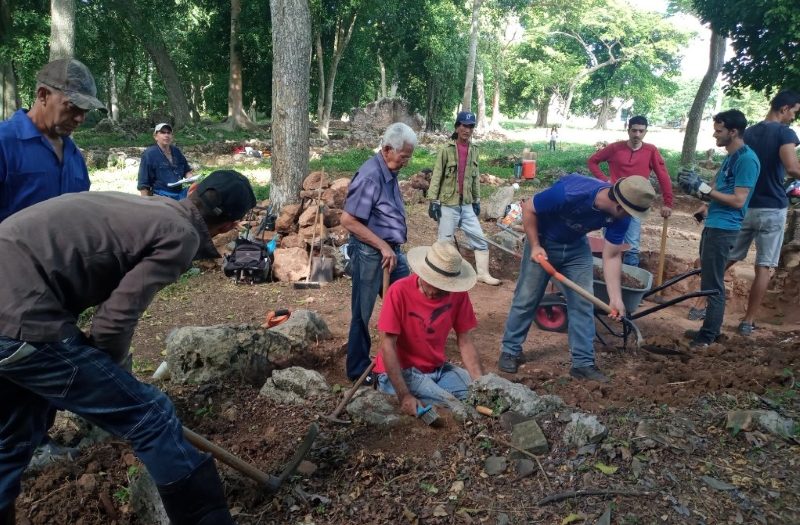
top-left (407, 241), bottom-right (477, 293)
top-left (612, 176), bottom-right (656, 220)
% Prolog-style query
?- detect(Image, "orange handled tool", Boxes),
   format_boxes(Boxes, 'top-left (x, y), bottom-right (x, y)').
top-left (534, 254), bottom-right (619, 317)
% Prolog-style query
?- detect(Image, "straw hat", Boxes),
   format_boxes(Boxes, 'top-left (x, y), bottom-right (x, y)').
top-left (407, 241), bottom-right (477, 293)
top-left (611, 177), bottom-right (656, 220)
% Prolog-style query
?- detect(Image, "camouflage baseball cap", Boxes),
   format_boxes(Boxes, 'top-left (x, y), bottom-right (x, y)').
top-left (36, 58), bottom-right (106, 111)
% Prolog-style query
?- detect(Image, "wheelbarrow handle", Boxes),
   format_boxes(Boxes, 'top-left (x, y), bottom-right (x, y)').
top-left (534, 254), bottom-right (618, 317)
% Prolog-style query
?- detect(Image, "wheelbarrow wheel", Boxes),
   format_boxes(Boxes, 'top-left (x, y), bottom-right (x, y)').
top-left (534, 304), bottom-right (568, 332)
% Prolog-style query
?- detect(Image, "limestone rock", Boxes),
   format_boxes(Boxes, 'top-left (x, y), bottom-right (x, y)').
top-left (276, 204), bottom-right (301, 233)
top-left (726, 410), bottom-right (795, 439)
top-left (165, 325), bottom-right (301, 385)
top-left (467, 373), bottom-right (564, 417)
top-left (298, 205), bottom-right (321, 228)
top-left (399, 180), bottom-right (425, 204)
top-left (484, 456), bottom-right (507, 476)
top-left (322, 182), bottom-right (348, 209)
top-left (484, 186), bottom-right (515, 220)
top-left (129, 469), bottom-right (170, 525)
top-left (563, 412), bottom-right (608, 447)
top-left (345, 388), bottom-right (400, 427)
top-left (259, 366), bottom-right (329, 404)
top-left (280, 234), bottom-right (307, 250)
top-left (323, 208), bottom-right (342, 228)
top-left (303, 171), bottom-right (331, 191)
top-left (273, 247), bottom-right (309, 282)
top-left (511, 419), bottom-right (549, 454)
top-left (268, 309), bottom-right (332, 344)
top-left (328, 225), bottom-right (350, 246)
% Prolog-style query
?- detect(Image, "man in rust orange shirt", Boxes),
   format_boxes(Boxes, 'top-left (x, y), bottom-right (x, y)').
top-left (588, 116), bottom-right (673, 266)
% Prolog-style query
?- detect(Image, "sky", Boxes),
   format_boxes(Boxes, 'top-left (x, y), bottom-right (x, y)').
top-left (625, 0), bottom-right (732, 80)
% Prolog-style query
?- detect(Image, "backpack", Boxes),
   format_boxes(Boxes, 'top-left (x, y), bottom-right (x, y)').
top-left (222, 238), bottom-right (270, 284)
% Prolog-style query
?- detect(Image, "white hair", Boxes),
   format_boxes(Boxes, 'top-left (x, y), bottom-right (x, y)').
top-left (381, 122), bottom-right (417, 151)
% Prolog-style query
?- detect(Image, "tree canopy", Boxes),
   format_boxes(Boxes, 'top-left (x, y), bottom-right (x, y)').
top-left (692, 0), bottom-right (800, 94)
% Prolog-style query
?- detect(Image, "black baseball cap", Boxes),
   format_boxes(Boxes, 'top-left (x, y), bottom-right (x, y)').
top-left (196, 170), bottom-right (256, 221)
top-left (36, 58), bottom-right (106, 111)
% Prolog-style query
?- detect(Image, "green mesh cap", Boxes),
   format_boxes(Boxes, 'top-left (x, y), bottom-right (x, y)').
top-left (36, 58), bottom-right (106, 111)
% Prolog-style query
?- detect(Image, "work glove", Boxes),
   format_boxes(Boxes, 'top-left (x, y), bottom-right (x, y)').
top-left (472, 201), bottom-right (481, 217)
top-left (428, 201), bottom-right (441, 222)
top-left (678, 168), bottom-right (712, 201)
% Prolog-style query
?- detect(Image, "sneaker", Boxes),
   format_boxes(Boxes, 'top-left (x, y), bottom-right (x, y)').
top-left (737, 321), bottom-right (755, 336)
top-left (684, 329), bottom-right (722, 343)
top-left (497, 352), bottom-right (520, 374)
top-left (688, 339), bottom-right (709, 349)
top-left (687, 307), bottom-right (706, 321)
top-left (569, 365), bottom-right (609, 383)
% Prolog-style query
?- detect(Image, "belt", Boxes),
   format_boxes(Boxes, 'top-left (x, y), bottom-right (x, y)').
top-left (386, 242), bottom-right (402, 251)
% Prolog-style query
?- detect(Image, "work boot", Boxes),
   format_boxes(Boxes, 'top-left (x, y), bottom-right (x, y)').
top-left (497, 352), bottom-right (520, 373)
top-left (569, 365), bottom-right (610, 383)
top-left (474, 250), bottom-right (501, 286)
top-left (0, 504), bottom-right (14, 525)
top-left (157, 456), bottom-right (234, 525)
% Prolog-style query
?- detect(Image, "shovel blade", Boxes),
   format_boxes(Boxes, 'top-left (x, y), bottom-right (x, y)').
top-left (310, 257), bottom-right (334, 283)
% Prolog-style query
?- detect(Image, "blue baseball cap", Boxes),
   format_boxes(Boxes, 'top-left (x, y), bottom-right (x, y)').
top-left (455, 111), bottom-right (477, 126)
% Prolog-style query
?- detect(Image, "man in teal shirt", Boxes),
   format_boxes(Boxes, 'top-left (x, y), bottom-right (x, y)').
top-left (678, 109), bottom-right (760, 347)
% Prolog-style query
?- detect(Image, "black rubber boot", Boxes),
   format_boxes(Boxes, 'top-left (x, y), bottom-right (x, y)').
top-left (0, 504), bottom-right (14, 525)
top-left (157, 456), bottom-right (234, 525)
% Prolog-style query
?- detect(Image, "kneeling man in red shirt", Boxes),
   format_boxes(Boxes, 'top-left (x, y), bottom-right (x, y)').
top-left (374, 241), bottom-right (484, 416)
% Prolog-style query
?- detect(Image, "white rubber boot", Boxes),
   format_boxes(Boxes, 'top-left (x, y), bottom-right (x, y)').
top-left (475, 250), bottom-right (501, 285)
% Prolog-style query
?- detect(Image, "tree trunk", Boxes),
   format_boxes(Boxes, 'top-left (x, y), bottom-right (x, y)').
top-left (680, 30), bottom-right (726, 168)
top-left (489, 68), bottom-right (501, 130)
top-left (319, 13), bottom-right (357, 138)
top-left (461, 0), bottom-right (482, 111)
top-left (425, 80), bottom-right (440, 132)
top-left (270, 0), bottom-right (311, 210)
top-left (49, 0), bottom-right (75, 60)
top-left (475, 65), bottom-right (486, 135)
top-left (389, 76), bottom-right (398, 98)
top-left (535, 96), bottom-right (550, 127)
top-left (314, 32), bottom-right (325, 124)
top-left (378, 55), bottom-right (387, 99)
top-left (108, 58), bottom-right (118, 121)
top-left (105, 0), bottom-right (191, 128)
top-left (594, 98), bottom-right (612, 129)
top-left (223, 0), bottom-right (255, 130)
top-left (0, 0), bottom-right (17, 119)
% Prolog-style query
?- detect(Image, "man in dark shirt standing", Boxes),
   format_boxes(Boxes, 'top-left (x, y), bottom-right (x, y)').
top-left (137, 122), bottom-right (194, 200)
top-left (340, 122), bottom-right (417, 384)
top-left (727, 91), bottom-right (800, 336)
top-left (0, 170), bottom-right (255, 525)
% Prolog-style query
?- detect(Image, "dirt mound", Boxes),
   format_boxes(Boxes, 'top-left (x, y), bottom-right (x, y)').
top-left (517, 332), bottom-right (799, 412)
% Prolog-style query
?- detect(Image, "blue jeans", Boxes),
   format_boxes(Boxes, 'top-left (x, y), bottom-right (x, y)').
top-left (0, 335), bottom-right (206, 508)
top-left (438, 205), bottom-right (488, 250)
top-left (501, 237), bottom-right (596, 368)
top-left (622, 216), bottom-right (641, 266)
top-left (346, 238), bottom-right (409, 379)
top-left (377, 363), bottom-right (472, 405)
top-left (154, 187), bottom-right (188, 200)
top-left (696, 227), bottom-right (739, 343)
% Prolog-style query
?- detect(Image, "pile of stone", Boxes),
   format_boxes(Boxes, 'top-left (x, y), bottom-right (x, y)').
top-left (264, 171), bottom-right (352, 282)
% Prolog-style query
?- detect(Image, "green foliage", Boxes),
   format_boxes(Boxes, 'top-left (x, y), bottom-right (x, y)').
top-left (692, 0), bottom-right (800, 94)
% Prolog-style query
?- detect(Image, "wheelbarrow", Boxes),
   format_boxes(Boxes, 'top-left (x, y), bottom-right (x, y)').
top-left (536, 259), bottom-right (718, 351)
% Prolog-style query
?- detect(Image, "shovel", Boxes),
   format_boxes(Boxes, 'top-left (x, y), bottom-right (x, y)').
top-left (534, 253), bottom-right (643, 350)
top-left (310, 241), bottom-right (334, 284)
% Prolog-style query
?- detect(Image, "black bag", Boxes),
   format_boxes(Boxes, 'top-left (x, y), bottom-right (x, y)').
top-left (222, 238), bottom-right (270, 284)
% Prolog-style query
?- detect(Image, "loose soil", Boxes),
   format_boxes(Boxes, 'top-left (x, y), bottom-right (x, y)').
top-left (15, 185), bottom-right (800, 524)
top-left (592, 265), bottom-right (646, 290)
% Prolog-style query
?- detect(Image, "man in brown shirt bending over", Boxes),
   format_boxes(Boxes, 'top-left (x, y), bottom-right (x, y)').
top-left (0, 170), bottom-right (255, 525)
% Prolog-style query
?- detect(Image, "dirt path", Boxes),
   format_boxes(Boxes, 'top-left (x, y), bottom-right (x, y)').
top-left (16, 184), bottom-right (800, 525)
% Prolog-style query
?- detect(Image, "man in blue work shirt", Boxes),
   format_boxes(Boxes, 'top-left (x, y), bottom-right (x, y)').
top-left (679, 109), bottom-right (760, 347)
top-left (0, 58), bottom-right (105, 222)
top-left (340, 122), bottom-right (418, 384)
top-left (497, 174), bottom-right (656, 383)
top-left (137, 123), bottom-right (194, 200)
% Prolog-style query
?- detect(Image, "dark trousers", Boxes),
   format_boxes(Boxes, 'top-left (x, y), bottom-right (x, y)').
top-left (345, 238), bottom-right (409, 379)
top-left (696, 227), bottom-right (739, 343)
top-left (0, 334), bottom-right (206, 507)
